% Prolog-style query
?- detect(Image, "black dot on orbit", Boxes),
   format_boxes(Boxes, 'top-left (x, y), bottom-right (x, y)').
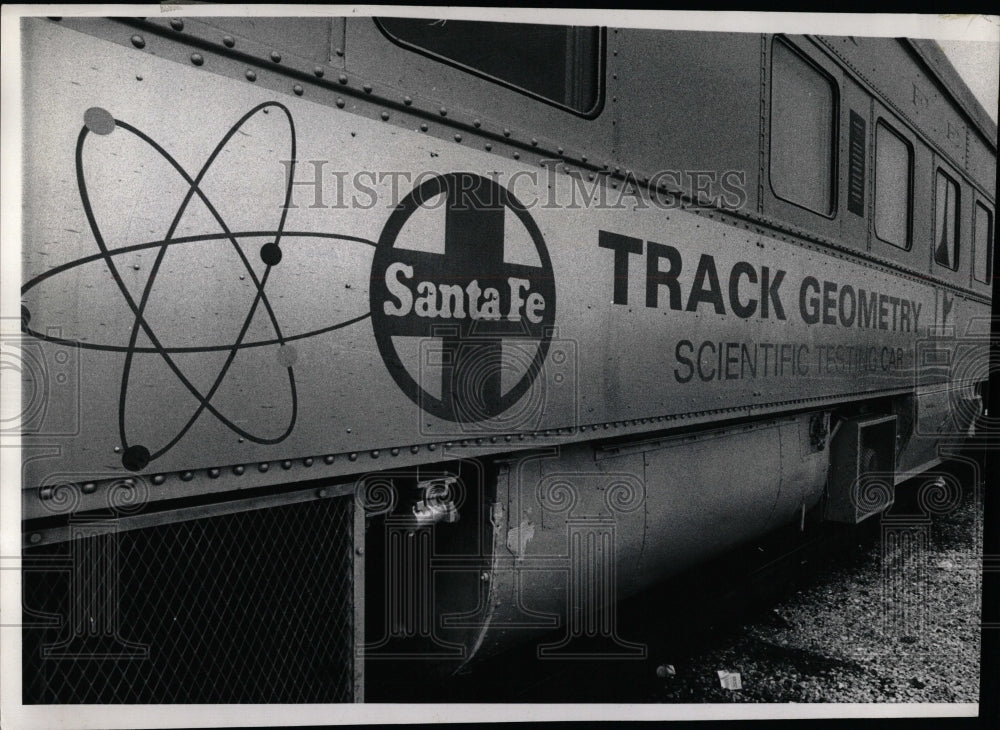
top-left (84, 107), bottom-right (116, 135)
top-left (260, 243), bottom-right (282, 266)
top-left (122, 445), bottom-right (150, 471)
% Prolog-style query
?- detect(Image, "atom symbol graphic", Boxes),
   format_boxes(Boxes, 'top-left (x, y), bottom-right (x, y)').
top-left (20, 102), bottom-right (375, 471)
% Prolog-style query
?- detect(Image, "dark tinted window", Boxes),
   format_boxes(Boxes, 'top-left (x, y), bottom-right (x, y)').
top-left (874, 121), bottom-right (912, 249)
top-left (934, 171), bottom-right (960, 270)
top-left (377, 18), bottom-right (601, 114)
top-left (974, 202), bottom-right (993, 283)
top-left (770, 38), bottom-right (837, 215)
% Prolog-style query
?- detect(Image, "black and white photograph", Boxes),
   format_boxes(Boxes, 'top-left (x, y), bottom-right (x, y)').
top-left (0, 5), bottom-right (997, 727)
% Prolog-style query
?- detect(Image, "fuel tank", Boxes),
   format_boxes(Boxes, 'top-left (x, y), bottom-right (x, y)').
top-left (363, 412), bottom-right (830, 666)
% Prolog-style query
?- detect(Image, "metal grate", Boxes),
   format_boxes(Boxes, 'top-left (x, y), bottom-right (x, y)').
top-left (22, 495), bottom-right (356, 703)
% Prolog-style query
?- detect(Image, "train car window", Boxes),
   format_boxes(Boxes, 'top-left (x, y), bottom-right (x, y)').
top-left (973, 202), bottom-right (993, 283)
top-left (375, 18), bottom-right (602, 115)
top-left (874, 121), bottom-right (913, 249)
top-left (933, 170), bottom-right (960, 270)
top-left (769, 38), bottom-right (837, 216)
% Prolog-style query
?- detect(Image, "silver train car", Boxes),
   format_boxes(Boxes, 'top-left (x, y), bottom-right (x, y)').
top-left (15, 16), bottom-right (995, 703)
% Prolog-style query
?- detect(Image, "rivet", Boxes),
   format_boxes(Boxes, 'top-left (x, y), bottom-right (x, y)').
top-left (531, 138), bottom-right (538, 146)
top-left (130, 35), bottom-right (145, 49)
top-left (338, 73), bottom-right (348, 84)
top-left (505, 435), bottom-right (512, 442)
top-left (82, 482), bottom-right (97, 493)
top-left (208, 468), bottom-right (220, 479)
top-left (485, 143), bottom-right (492, 151)
top-left (258, 462), bottom-right (269, 473)
top-left (151, 475), bottom-right (165, 485)
top-left (371, 450), bottom-right (380, 458)
top-left (363, 83), bottom-right (372, 93)
top-left (349, 453), bottom-right (358, 461)
top-left (439, 107), bottom-right (447, 116)
top-left (420, 123), bottom-right (428, 132)
top-left (403, 95), bottom-right (412, 105)
top-left (270, 51), bottom-right (282, 63)
top-left (281, 460), bottom-right (292, 470)
top-left (170, 19), bottom-right (184, 31)
top-left (222, 35), bottom-right (235, 48)
top-left (233, 465), bottom-right (245, 475)
top-left (454, 133), bottom-right (462, 142)
top-left (381, 111), bottom-right (390, 121)
top-left (39, 486), bottom-right (53, 500)
top-left (318, 488), bottom-right (328, 498)
top-left (490, 436), bottom-right (498, 443)
top-left (428, 443), bottom-right (437, 451)
top-left (411, 445), bottom-right (420, 454)
top-left (314, 66), bottom-right (324, 77)
top-left (245, 69), bottom-right (256, 82)
top-left (136, 75), bottom-right (143, 81)
top-left (390, 448), bottom-right (400, 456)
top-left (114, 446), bottom-right (122, 453)
top-left (356, 547), bottom-right (364, 556)
top-left (29, 533), bottom-right (41, 545)
top-left (558, 147), bottom-right (564, 154)
top-left (473, 119), bottom-right (481, 128)
top-left (180, 471), bottom-right (193, 481)
top-left (303, 457), bottom-right (314, 467)
top-left (503, 128), bottom-right (511, 137)
top-left (293, 84), bottom-right (303, 96)
top-left (513, 152), bottom-right (520, 160)
top-left (336, 97), bottom-right (345, 108)
top-left (324, 455), bottom-right (335, 464)
top-left (335, 47), bottom-right (344, 57)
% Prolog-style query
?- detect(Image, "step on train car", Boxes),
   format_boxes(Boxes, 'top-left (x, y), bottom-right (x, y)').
top-left (11, 14), bottom-right (995, 703)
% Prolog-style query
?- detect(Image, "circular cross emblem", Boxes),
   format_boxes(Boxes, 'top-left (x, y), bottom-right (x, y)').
top-left (371, 173), bottom-right (556, 423)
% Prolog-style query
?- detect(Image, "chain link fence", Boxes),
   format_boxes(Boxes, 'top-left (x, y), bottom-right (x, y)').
top-left (22, 494), bottom-right (357, 703)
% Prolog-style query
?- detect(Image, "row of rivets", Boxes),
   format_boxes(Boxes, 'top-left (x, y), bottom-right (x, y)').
top-left (139, 27), bottom-right (587, 171)
top-left (123, 24), bottom-right (631, 182)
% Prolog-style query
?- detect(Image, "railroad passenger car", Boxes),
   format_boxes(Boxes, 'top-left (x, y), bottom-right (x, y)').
top-left (13, 15), bottom-right (995, 703)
